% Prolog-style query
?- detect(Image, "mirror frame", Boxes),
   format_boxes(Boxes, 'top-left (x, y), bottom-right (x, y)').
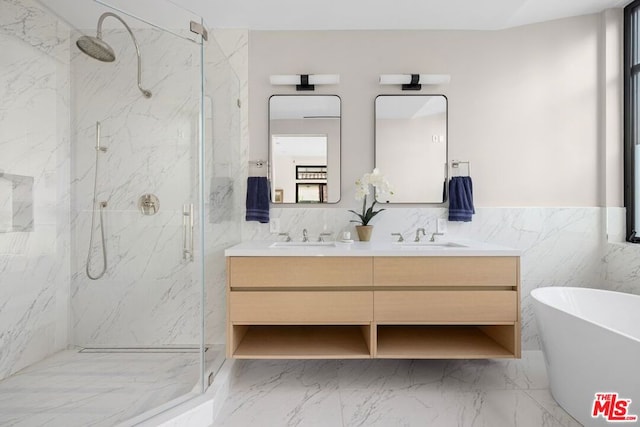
top-left (374, 94), bottom-right (449, 204)
top-left (268, 94), bottom-right (342, 204)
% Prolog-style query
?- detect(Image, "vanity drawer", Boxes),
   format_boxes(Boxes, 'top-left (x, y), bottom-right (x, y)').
top-left (374, 290), bottom-right (518, 323)
top-left (228, 257), bottom-right (373, 288)
top-left (373, 257), bottom-right (518, 287)
top-left (230, 291), bottom-right (373, 323)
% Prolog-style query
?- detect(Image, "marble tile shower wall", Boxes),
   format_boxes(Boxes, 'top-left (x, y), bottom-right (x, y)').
top-left (244, 206), bottom-right (605, 350)
top-left (0, 0), bottom-right (71, 381)
top-left (70, 28), bottom-right (202, 346)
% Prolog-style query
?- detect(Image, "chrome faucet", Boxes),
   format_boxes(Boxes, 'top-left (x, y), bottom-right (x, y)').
top-left (318, 232), bottom-right (332, 242)
top-left (430, 221), bottom-right (446, 242)
top-left (391, 232), bottom-right (404, 242)
top-left (430, 232), bottom-right (444, 242)
top-left (302, 228), bottom-right (309, 242)
top-left (414, 228), bottom-right (426, 242)
top-left (278, 232), bottom-right (291, 242)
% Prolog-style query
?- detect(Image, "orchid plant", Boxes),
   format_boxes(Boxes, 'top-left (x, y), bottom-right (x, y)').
top-left (349, 168), bottom-right (393, 226)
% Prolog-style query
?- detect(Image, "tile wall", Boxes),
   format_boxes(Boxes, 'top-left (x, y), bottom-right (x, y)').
top-left (0, 0), bottom-right (71, 381)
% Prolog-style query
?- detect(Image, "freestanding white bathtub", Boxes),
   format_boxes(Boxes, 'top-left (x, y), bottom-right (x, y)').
top-left (531, 287), bottom-right (640, 427)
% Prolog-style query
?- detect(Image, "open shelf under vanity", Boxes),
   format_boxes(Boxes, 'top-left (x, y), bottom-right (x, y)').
top-left (231, 325), bottom-right (372, 359)
top-left (375, 324), bottom-right (517, 359)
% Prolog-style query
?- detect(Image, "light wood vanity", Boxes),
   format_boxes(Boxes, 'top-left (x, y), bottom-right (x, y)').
top-left (225, 242), bottom-right (520, 360)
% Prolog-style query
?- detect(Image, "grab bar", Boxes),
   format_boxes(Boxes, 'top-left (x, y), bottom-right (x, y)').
top-left (183, 203), bottom-right (194, 262)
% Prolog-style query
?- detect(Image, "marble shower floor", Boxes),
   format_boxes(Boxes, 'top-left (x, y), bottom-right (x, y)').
top-left (214, 351), bottom-right (581, 427)
top-left (0, 347), bottom-right (223, 427)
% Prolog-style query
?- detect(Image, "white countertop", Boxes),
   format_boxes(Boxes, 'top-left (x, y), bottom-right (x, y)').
top-left (224, 240), bottom-right (521, 257)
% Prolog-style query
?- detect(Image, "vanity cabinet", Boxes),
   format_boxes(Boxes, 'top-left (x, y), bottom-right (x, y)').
top-left (226, 254), bottom-right (520, 359)
top-left (373, 256), bottom-right (520, 359)
top-left (227, 257), bottom-right (374, 359)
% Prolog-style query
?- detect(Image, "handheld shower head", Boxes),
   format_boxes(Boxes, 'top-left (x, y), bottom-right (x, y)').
top-left (76, 12), bottom-right (152, 98)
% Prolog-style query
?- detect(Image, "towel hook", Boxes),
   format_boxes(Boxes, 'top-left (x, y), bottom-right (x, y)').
top-left (249, 160), bottom-right (267, 168)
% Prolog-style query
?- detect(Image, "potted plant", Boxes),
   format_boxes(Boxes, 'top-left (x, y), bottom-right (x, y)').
top-left (349, 168), bottom-right (393, 241)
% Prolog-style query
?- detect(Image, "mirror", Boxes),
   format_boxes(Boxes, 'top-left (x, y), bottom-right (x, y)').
top-left (269, 95), bottom-right (341, 203)
top-left (375, 95), bottom-right (448, 203)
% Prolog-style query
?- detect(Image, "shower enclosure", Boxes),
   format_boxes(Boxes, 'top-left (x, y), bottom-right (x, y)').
top-left (71, 3), bottom-right (206, 353)
top-left (0, 0), bottom-right (240, 424)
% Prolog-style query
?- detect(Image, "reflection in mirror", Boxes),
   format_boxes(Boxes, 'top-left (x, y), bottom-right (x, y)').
top-left (375, 95), bottom-right (447, 203)
top-left (269, 95), bottom-right (341, 204)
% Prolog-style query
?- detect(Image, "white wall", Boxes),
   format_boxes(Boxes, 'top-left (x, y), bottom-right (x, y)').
top-left (250, 15), bottom-right (608, 207)
top-left (0, 0), bottom-right (71, 381)
top-left (604, 9), bottom-right (624, 209)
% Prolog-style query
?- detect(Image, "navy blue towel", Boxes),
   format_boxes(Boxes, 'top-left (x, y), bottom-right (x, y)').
top-left (448, 176), bottom-right (475, 222)
top-left (246, 177), bottom-right (270, 223)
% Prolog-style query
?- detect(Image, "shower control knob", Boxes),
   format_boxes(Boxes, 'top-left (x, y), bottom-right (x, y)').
top-left (138, 194), bottom-right (159, 215)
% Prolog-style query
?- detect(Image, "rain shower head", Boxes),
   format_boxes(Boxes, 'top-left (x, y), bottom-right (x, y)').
top-left (76, 36), bottom-right (115, 62)
top-left (76, 12), bottom-right (152, 98)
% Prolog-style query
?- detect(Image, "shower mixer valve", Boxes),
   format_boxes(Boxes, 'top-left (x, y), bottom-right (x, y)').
top-left (138, 194), bottom-right (159, 215)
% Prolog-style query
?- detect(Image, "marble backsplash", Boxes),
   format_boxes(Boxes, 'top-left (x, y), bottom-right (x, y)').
top-left (243, 206), bottom-right (611, 350)
top-left (602, 241), bottom-right (640, 295)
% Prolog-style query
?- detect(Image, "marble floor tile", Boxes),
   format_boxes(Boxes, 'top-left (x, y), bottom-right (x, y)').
top-left (339, 388), bottom-right (565, 427)
top-left (228, 359), bottom-right (340, 391)
top-left (335, 353), bottom-right (548, 393)
top-left (525, 389), bottom-right (582, 427)
top-left (214, 351), bottom-right (576, 427)
top-left (499, 351), bottom-right (550, 390)
top-left (216, 384), bottom-right (343, 427)
top-left (0, 346), bottom-right (223, 427)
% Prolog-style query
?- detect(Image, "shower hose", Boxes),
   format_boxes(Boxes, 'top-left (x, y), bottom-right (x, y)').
top-left (86, 122), bottom-right (107, 280)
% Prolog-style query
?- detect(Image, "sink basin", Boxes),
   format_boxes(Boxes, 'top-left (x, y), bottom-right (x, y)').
top-left (399, 242), bottom-right (467, 249)
top-left (270, 241), bottom-right (337, 248)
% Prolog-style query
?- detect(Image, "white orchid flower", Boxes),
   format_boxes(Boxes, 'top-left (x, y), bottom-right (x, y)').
top-left (350, 168), bottom-right (393, 226)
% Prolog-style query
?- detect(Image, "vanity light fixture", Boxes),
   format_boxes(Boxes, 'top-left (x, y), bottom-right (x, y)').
top-left (269, 74), bottom-right (340, 91)
top-left (379, 74), bottom-right (451, 91)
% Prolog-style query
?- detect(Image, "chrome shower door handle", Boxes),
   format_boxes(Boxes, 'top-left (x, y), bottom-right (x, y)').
top-left (182, 204), bottom-right (194, 262)
top-left (189, 203), bottom-right (194, 262)
top-left (182, 204), bottom-right (188, 260)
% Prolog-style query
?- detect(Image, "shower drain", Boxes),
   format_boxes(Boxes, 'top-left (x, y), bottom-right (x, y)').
top-left (79, 347), bottom-right (209, 354)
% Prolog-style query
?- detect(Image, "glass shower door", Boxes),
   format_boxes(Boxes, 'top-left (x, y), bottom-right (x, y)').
top-left (69, 1), bottom-right (206, 419)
